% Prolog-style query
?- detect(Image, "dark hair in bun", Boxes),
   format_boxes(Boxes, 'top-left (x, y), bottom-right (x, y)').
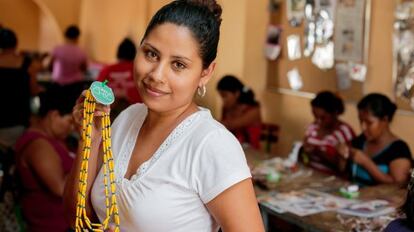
top-left (357, 93), bottom-right (397, 122)
top-left (142, 0), bottom-right (222, 68)
top-left (311, 91), bottom-right (345, 115)
top-left (217, 75), bottom-right (259, 106)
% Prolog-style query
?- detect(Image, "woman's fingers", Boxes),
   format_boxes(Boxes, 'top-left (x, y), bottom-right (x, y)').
top-left (94, 104), bottom-right (111, 116)
top-left (337, 143), bottom-right (350, 159)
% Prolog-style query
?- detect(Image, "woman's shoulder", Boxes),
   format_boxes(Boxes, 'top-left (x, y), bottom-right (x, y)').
top-left (113, 103), bottom-right (146, 122)
top-left (388, 139), bottom-right (412, 157)
top-left (192, 108), bottom-right (238, 143)
top-left (15, 130), bottom-right (58, 161)
top-left (193, 108), bottom-right (226, 131)
top-left (391, 139), bottom-right (410, 147)
top-left (15, 130), bottom-right (48, 152)
top-left (337, 120), bottom-right (354, 130)
top-left (111, 103), bottom-right (147, 136)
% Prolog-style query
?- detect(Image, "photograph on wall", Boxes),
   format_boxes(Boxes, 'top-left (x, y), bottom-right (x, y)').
top-left (334, 0), bottom-right (366, 62)
top-left (265, 24), bottom-right (282, 60)
top-left (287, 0), bottom-right (306, 26)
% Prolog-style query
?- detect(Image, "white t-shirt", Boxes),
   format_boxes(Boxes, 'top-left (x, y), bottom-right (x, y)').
top-left (91, 104), bottom-right (251, 232)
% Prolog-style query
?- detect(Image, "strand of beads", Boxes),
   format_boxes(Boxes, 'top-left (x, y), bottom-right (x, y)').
top-left (75, 89), bottom-right (120, 232)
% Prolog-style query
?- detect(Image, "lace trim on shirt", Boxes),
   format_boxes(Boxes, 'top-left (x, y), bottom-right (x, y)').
top-left (115, 109), bottom-right (201, 183)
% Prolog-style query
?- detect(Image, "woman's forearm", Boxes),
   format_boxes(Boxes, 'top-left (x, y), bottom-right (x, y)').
top-left (356, 154), bottom-right (395, 184)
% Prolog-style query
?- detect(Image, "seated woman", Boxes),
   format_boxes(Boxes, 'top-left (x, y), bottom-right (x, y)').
top-left (0, 27), bottom-right (41, 147)
top-left (303, 91), bottom-right (356, 175)
top-left (15, 87), bottom-right (75, 232)
top-left (217, 75), bottom-right (262, 149)
top-left (338, 93), bottom-right (412, 186)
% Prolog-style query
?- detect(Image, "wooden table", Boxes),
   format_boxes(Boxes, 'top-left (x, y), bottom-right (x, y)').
top-left (244, 148), bottom-right (407, 232)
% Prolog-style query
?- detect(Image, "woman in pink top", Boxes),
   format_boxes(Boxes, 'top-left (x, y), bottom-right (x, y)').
top-left (50, 25), bottom-right (87, 85)
top-left (15, 87), bottom-right (75, 232)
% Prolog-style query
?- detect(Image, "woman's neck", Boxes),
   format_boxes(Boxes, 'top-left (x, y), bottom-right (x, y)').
top-left (145, 102), bottom-right (198, 129)
top-left (368, 129), bottom-right (395, 146)
top-left (320, 119), bottom-right (340, 133)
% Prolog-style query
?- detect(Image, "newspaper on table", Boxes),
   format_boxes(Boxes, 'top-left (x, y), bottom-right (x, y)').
top-left (263, 189), bottom-right (355, 217)
top-left (337, 200), bottom-right (395, 218)
top-left (261, 189), bottom-right (395, 218)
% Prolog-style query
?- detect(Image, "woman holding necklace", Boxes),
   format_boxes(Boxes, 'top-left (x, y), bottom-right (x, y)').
top-left (64, 1), bottom-right (264, 231)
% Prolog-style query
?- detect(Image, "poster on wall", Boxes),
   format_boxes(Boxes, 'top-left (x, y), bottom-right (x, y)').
top-left (334, 0), bottom-right (366, 62)
top-left (315, 0), bottom-right (337, 19)
top-left (394, 1), bottom-right (414, 110)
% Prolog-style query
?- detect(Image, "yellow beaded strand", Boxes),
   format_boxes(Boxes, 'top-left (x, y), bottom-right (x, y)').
top-left (75, 90), bottom-right (120, 232)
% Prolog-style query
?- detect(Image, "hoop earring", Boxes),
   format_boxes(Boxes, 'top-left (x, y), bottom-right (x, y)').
top-left (197, 85), bottom-right (206, 98)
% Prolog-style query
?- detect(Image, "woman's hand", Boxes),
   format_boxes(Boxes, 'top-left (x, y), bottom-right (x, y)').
top-left (351, 148), bottom-right (368, 165)
top-left (72, 90), bottom-right (110, 143)
top-left (337, 143), bottom-right (350, 159)
top-left (303, 142), bottom-right (316, 154)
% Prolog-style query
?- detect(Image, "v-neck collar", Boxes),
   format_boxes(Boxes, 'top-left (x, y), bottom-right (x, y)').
top-left (115, 106), bottom-right (206, 183)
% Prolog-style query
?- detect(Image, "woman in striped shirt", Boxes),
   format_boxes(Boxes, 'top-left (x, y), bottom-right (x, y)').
top-left (302, 91), bottom-right (355, 175)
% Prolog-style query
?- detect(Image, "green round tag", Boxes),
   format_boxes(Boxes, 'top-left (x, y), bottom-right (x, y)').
top-left (90, 81), bottom-right (115, 105)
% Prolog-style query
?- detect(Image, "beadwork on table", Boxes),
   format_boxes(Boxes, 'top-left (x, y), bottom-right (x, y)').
top-left (75, 82), bottom-right (120, 232)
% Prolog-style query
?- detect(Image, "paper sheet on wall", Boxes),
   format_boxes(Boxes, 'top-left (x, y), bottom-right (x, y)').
top-left (312, 42), bottom-right (334, 69)
top-left (334, 0), bottom-right (365, 62)
top-left (287, 34), bottom-right (302, 60)
top-left (349, 63), bottom-right (367, 82)
top-left (287, 68), bottom-right (303, 90)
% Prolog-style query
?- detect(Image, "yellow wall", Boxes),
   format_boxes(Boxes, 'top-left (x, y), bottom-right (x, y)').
top-left (207, 0), bottom-right (248, 115)
top-left (80, 0), bottom-right (148, 62)
top-left (0, 0), bottom-right (39, 51)
top-left (39, 0), bottom-right (81, 31)
top-left (1, 0), bottom-right (412, 154)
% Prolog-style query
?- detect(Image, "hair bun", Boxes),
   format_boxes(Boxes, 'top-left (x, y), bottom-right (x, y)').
top-left (188, 0), bottom-right (222, 24)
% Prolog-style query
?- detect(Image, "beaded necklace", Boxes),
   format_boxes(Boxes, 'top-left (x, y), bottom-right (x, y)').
top-left (75, 82), bottom-right (120, 232)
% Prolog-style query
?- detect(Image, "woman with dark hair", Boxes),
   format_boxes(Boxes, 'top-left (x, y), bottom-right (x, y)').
top-left (303, 91), bottom-right (356, 175)
top-left (0, 27), bottom-right (39, 147)
top-left (97, 38), bottom-right (140, 104)
top-left (338, 93), bottom-right (412, 185)
top-left (217, 75), bottom-right (262, 149)
top-left (97, 38), bottom-right (141, 120)
top-left (15, 86), bottom-right (75, 232)
top-left (64, 1), bottom-right (264, 231)
top-left (49, 25), bottom-right (87, 86)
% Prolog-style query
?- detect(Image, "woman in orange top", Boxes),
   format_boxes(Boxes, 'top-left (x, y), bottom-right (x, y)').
top-left (217, 75), bottom-right (262, 149)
